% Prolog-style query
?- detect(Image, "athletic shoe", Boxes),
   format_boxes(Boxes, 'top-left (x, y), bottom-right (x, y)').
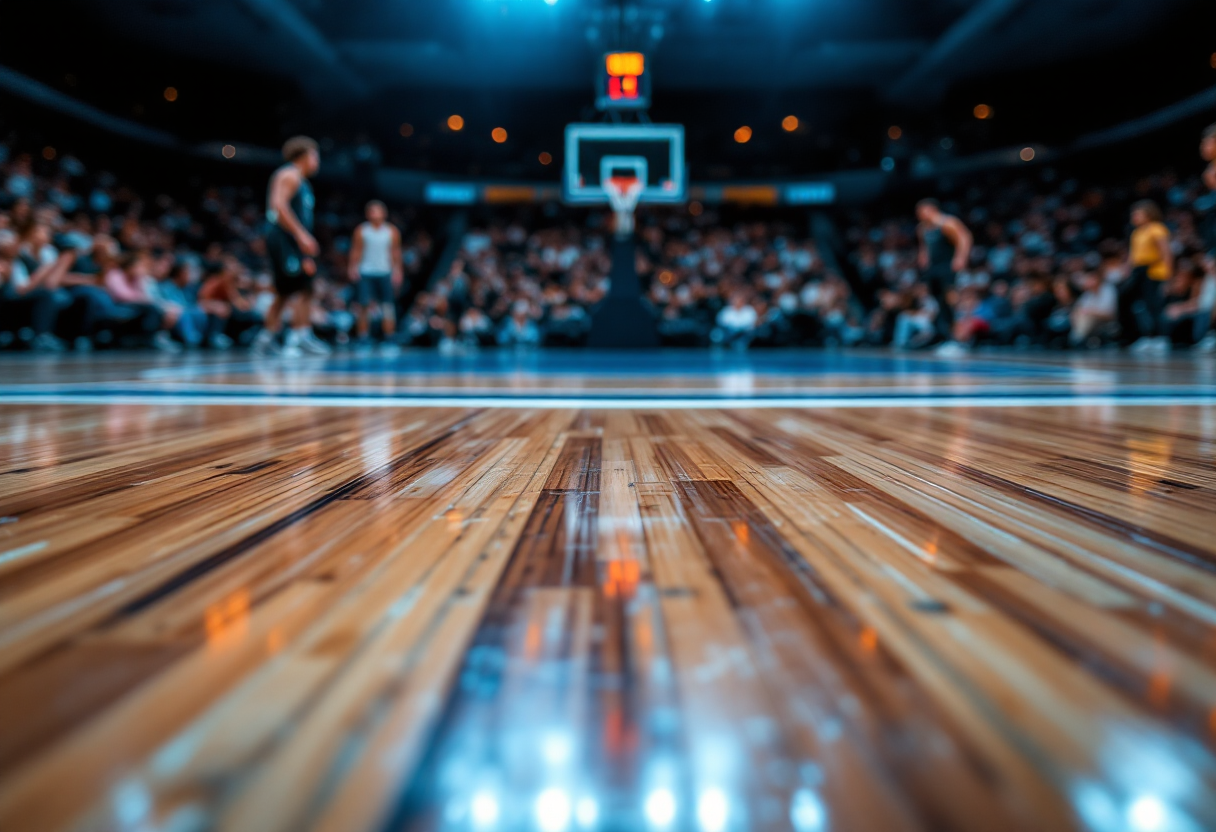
top-left (279, 343), bottom-right (304, 358)
top-left (379, 342), bottom-right (400, 358)
top-left (298, 331), bottom-right (332, 356)
top-left (1130, 336), bottom-right (1170, 354)
top-left (251, 332), bottom-right (281, 357)
top-left (1195, 333), bottom-right (1216, 353)
top-left (209, 333), bottom-right (234, 351)
top-left (153, 331), bottom-right (184, 353)
top-left (31, 333), bottom-right (67, 352)
top-left (934, 341), bottom-right (968, 358)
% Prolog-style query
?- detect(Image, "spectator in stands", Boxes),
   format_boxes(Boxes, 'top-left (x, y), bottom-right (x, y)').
top-left (198, 257), bottom-right (263, 346)
top-left (714, 291), bottom-right (759, 348)
top-left (103, 252), bottom-right (180, 351)
top-left (0, 226), bottom-right (71, 350)
top-left (1069, 271), bottom-right (1117, 348)
top-left (498, 300), bottom-right (541, 347)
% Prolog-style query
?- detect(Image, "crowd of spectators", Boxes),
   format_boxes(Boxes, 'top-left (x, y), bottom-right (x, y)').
top-left (401, 163), bottom-right (1216, 354)
top-left (5, 128), bottom-right (1214, 355)
top-left (0, 137), bottom-right (431, 353)
top-left (404, 220), bottom-right (609, 350)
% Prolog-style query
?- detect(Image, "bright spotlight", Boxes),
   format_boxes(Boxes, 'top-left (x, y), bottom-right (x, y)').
top-left (545, 0), bottom-right (558, 4)
top-left (697, 788), bottom-right (729, 832)
top-left (790, 788), bottom-right (827, 832)
top-left (492, 127), bottom-right (508, 143)
top-left (645, 788), bottom-right (677, 828)
top-left (973, 103), bottom-right (992, 119)
top-left (1019, 146), bottom-right (1036, 162)
top-left (782, 115), bottom-right (799, 132)
top-left (734, 126), bottom-right (752, 144)
top-left (575, 796), bottom-right (599, 828)
top-left (537, 788), bottom-right (572, 832)
top-left (471, 791), bottom-right (500, 829)
top-left (447, 114), bottom-right (465, 131)
top-left (1127, 795), bottom-right (1166, 832)
top-left (221, 145), bottom-right (236, 159)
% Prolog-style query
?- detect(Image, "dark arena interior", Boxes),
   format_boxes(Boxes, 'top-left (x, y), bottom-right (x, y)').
top-left (3, 1), bottom-right (1216, 830)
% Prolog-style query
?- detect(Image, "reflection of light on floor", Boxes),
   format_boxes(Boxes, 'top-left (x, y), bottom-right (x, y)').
top-left (471, 790), bottom-right (499, 828)
top-left (645, 787), bottom-right (677, 828)
top-left (110, 777), bottom-right (152, 828)
top-left (1127, 795), bottom-right (1167, 832)
top-left (697, 787), bottom-right (729, 832)
top-left (575, 796), bottom-right (599, 829)
top-left (204, 589), bottom-right (250, 652)
top-left (790, 788), bottom-right (827, 831)
top-left (542, 731), bottom-right (574, 766)
top-left (720, 371), bottom-right (756, 395)
top-left (536, 787), bottom-right (572, 832)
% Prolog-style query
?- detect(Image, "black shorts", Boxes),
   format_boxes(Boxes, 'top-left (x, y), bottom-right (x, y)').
top-left (266, 227), bottom-right (313, 297)
top-left (356, 273), bottom-right (395, 306)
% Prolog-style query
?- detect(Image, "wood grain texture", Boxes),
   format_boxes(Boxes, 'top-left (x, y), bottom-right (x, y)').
top-left (0, 400), bottom-right (1214, 831)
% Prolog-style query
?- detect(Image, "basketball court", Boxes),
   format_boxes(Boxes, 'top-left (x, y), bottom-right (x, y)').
top-left (3, 3), bottom-right (1216, 831)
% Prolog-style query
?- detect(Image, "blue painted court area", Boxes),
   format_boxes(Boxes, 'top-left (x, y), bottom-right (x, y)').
top-left (318, 349), bottom-right (1068, 378)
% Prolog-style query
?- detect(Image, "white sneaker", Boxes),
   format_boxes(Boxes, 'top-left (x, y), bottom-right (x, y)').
top-left (251, 333), bottom-right (281, 357)
top-left (297, 331), bottom-right (332, 356)
top-left (934, 341), bottom-right (968, 357)
top-left (1195, 333), bottom-right (1216, 353)
top-left (1131, 336), bottom-right (1170, 354)
top-left (279, 343), bottom-right (304, 358)
top-left (153, 331), bottom-right (183, 353)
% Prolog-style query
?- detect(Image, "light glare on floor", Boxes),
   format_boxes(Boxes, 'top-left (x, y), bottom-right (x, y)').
top-left (1127, 795), bottom-right (1166, 832)
top-left (471, 791), bottom-right (499, 828)
top-left (537, 788), bottom-right (572, 832)
top-left (697, 788), bottom-right (729, 831)
top-left (645, 788), bottom-right (677, 828)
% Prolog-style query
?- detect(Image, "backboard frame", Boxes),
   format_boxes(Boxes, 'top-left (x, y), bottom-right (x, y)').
top-left (563, 123), bottom-right (686, 205)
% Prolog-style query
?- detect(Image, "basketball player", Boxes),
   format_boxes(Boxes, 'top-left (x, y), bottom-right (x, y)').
top-left (348, 200), bottom-right (403, 354)
top-left (252, 136), bottom-right (330, 357)
top-left (1118, 200), bottom-right (1172, 353)
top-left (915, 198), bottom-right (972, 354)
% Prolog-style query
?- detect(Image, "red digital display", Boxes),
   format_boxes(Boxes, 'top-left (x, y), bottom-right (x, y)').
top-left (597, 52), bottom-right (650, 111)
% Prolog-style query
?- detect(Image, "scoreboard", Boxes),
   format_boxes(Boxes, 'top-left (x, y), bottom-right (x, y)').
top-left (596, 52), bottom-right (651, 111)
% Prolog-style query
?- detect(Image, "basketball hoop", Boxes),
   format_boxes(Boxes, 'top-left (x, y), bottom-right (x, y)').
top-left (605, 174), bottom-right (644, 237)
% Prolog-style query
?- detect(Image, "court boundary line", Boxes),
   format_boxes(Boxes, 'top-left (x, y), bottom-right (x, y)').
top-left (1, 393), bottom-right (1213, 409)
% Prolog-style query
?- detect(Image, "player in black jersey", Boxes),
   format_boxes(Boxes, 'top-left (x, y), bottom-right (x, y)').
top-left (252, 136), bottom-right (330, 357)
top-left (916, 198), bottom-right (973, 354)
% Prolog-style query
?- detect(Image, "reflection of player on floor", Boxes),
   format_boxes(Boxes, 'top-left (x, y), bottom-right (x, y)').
top-left (348, 200), bottom-right (403, 353)
top-left (253, 136), bottom-right (331, 357)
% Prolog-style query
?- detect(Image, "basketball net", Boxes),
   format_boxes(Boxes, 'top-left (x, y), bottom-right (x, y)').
top-left (605, 175), bottom-right (644, 238)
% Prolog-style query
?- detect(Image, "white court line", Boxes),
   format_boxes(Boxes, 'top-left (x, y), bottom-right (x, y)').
top-left (0, 393), bottom-right (1213, 409)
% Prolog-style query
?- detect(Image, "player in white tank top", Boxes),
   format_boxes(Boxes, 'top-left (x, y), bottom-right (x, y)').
top-left (348, 200), bottom-right (403, 349)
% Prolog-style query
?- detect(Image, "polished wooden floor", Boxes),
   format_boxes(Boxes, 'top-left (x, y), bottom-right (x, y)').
top-left (1, 354), bottom-right (1215, 832)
